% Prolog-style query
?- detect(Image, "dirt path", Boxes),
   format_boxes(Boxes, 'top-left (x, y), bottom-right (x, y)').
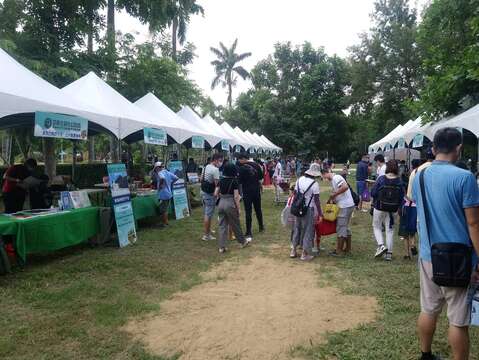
top-left (125, 256), bottom-right (378, 360)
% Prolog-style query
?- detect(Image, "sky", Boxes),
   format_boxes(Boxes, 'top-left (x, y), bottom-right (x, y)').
top-left (116, 0), bottom-right (427, 106)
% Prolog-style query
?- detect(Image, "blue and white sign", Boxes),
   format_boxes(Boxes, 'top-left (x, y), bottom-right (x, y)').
top-left (34, 112), bottom-right (88, 140)
top-left (107, 163), bottom-right (137, 247)
top-left (221, 140), bottom-right (230, 151)
top-left (191, 136), bottom-right (205, 149)
top-left (384, 143), bottom-right (392, 151)
top-left (412, 134), bottom-right (424, 148)
top-left (144, 127), bottom-right (167, 146)
top-left (397, 138), bottom-right (406, 149)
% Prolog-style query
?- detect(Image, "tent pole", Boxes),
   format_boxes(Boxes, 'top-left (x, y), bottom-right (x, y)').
top-left (72, 140), bottom-right (77, 185)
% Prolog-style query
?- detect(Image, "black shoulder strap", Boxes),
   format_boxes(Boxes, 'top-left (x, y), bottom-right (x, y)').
top-left (419, 169), bottom-right (432, 248)
top-left (305, 179), bottom-right (316, 207)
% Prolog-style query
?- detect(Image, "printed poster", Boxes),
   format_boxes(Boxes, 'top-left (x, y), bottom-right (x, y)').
top-left (34, 111), bottom-right (88, 140)
top-left (107, 163), bottom-right (137, 247)
top-left (144, 127), bottom-right (167, 146)
top-left (172, 181), bottom-right (190, 220)
top-left (192, 135), bottom-right (205, 149)
top-left (384, 143), bottom-right (392, 152)
top-left (397, 138), bottom-right (406, 149)
top-left (168, 161), bottom-right (185, 180)
top-left (235, 145), bottom-right (242, 153)
top-left (412, 134), bottom-right (424, 148)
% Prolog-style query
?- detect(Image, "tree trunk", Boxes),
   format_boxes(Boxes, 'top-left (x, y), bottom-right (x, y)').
top-left (87, 13), bottom-right (94, 55)
top-left (43, 138), bottom-right (56, 180)
top-left (107, 0), bottom-right (117, 161)
top-left (227, 80), bottom-right (233, 108)
top-left (172, 17), bottom-right (178, 62)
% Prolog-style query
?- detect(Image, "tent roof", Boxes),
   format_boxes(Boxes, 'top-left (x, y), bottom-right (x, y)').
top-left (62, 72), bottom-right (164, 140)
top-left (0, 48), bottom-right (119, 136)
top-left (244, 130), bottom-right (265, 149)
top-left (176, 106), bottom-right (222, 147)
top-left (220, 122), bottom-right (249, 149)
top-left (233, 127), bottom-right (257, 150)
top-left (135, 93), bottom-right (210, 144)
top-left (252, 132), bottom-right (274, 151)
top-left (260, 134), bottom-right (281, 151)
top-left (201, 115), bottom-right (234, 145)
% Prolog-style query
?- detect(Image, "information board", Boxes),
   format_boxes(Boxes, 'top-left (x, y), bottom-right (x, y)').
top-left (221, 140), bottom-right (230, 151)
top-left (107, 163), bottom-right (137, 247)
top-left (412, 134), bottom-right (424, 148)
top-left (192, 135), bottom-right (205, 149)
top-left (144, 127), bottom-right (167, 146)
top-left (34, 111), bottom-right (88, 140)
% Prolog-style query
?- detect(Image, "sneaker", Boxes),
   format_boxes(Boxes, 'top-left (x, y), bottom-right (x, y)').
top-left (384, 252), bottom-right (392, 261)
top-left (374, 245), bottom-right (387, 258)
top-left (218, 247), bottom-right (226, 254)
top-left (312, 246), bottom-right (319, 254)
top-left (328, 250), bottom-right (341, 257)
top-left (300, 254), bottom-right (314, 261)
top-left (241, 237), bottom-right (252, 248)
top-left (420, 353), bottom-right (442, 360)
top-left (202, 234), bottom-right (216, 241)
top-left (290, 248), bottom-right (297, 258)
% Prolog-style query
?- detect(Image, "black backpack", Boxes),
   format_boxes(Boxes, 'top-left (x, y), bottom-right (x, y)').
top-left (290, 179), bottom-right (316, 217)
top-left (376, 179), bottom-right (402, 212)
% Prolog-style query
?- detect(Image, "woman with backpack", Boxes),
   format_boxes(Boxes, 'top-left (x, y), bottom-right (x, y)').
top-left (290, 163), bottom-right (323, 261)
top-left (371, 160), bottom-right (405, 261)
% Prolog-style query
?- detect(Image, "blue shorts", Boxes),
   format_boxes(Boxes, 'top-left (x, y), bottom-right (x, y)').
top-left (357, 180), bottom-right (367, 197)
top-left (202, 192), bottom-right (216, 219)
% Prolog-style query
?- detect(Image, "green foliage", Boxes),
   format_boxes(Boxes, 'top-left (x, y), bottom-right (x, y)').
top-left (224, 42), bottom-right (350, 158)
top-left (417, 0), bottom-right (479, 118)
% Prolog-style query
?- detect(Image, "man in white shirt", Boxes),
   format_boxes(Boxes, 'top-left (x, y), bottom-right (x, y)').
top-left (321, 168), bottom-right (355, 256)
top-left (374, 154), bottom-right (386, 178)
top-left (291, 163), bottom-right (323, 261)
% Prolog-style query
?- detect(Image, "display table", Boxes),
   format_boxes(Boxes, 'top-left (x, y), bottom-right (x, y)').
top-left (131, 194), bottom-right (159, 221)
top-left (0, 207), bottom-right (100, 263)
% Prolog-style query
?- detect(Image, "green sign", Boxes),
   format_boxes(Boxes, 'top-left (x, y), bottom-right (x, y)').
top-left (144, 127), bottom-right (167, 146)
top-left (412, 134), bottom-right (424, 148)
top-left (221, 140), bottom-right (230, 151)
top-left (34, 111), bottom-right (88, 140)
top-left (397, 138), bottom-right (406, 149)
top-left (191, 135), bottom-right (205, 149)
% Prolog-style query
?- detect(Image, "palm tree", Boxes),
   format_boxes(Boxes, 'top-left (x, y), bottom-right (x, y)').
top-left (210, 39), bottom-right (252, 108)
top-left (167, 0), bottom-right (204, 62)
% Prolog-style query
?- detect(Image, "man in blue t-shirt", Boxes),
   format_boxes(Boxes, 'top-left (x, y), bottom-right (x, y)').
top-left (153, 161), bottom-right (179, 227)
top-left (412, 128), bottom-right (479, 360)
top-left (356, 154), bottom-right (370, 211)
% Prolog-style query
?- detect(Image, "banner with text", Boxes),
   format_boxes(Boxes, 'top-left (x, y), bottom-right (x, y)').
top-left (221, 140), bottom-right (230, 151)
top-left (34, 112), bottom-right (88, 140)
top-left (412, 134), bottom-right (424, 148)
top-left (107, 163), bottom-right (137, 247)
top-left (144, 127), bottom-right (167, 146)
top-left (191, 135), bottom-right (205, 149)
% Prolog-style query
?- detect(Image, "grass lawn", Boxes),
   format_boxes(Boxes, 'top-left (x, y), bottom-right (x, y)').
top-left (1, 178), bottom-right (478, 359)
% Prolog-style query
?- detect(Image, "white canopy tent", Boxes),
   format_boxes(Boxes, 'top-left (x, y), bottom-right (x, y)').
top-left (244, 130), bottom-right (264, 150)
top-left (62, 72), bottom-right (168, 142)
top-left (135, 92), bottom-right (210, 144)
top-left (220, 122), bottom-right (250, 149)
top-left (370, 125), bottom-right (403, 152)
top-left (233, 127), bottom-right (257, 150)
top-left (201, 115), bottom-right (234, 147)
top-left (176, 106), bottom-right (223, 147)
top-left (0, 48), bottom-right (120, 135)
top-left (260, 134), bottom-right (281, 152)
top-left (252, 132), bottom-right (274, 152)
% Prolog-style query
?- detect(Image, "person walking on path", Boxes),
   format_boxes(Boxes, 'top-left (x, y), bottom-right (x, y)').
top-left (200, 153), bottom-right (223, 241)
top-left (371, 160), bottom-right (404, 261)
top-left (290, 163), bottom-right (323, 261)
top-left (237, 153), bottom-right (264, 241)
top-left (153, 162), bottom-right (179, 227)
top-left (356, 154), bottom-right (370, 212)
top-left (215, 163), bottom-right (251, 253)
top-left (273, 158), bottom-right (283, 202)
top-left (321, 167), bottom-right (355, 256)
top-left (412, 128), bottom-right (479, 360)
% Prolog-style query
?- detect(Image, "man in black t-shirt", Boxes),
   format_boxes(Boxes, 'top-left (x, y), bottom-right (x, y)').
top-left (237, 153), bottom-right (264, 240)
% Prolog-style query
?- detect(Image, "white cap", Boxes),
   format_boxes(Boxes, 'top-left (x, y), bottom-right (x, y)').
top-left (154, 161), bottom-right (163, 168)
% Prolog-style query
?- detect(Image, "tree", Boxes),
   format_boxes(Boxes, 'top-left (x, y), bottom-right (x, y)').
top-left (417, 0), bottom-right (479, 118)
top-left (210, 39), bottom-right (252, 108)
top-left (167, 0), bottom-right (203, 62)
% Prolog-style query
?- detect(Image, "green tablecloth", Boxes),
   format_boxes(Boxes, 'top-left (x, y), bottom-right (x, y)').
top-left (0, 207), bottom-right (100, 263)
top-left (131, 194), bottom-right (159, 221)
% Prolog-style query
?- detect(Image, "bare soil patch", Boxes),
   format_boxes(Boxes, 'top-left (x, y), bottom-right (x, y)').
top-left (125, 256), bottom-right (378, 360)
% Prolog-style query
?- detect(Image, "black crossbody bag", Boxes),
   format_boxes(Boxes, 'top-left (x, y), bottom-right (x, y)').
top-left (419, 169), bottom-right (472, 288)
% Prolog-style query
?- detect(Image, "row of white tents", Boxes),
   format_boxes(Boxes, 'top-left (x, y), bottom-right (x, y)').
top-left (0, 48), bottom-right (281, 154)
top-left (369, 104), bottom-right (479, 154)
